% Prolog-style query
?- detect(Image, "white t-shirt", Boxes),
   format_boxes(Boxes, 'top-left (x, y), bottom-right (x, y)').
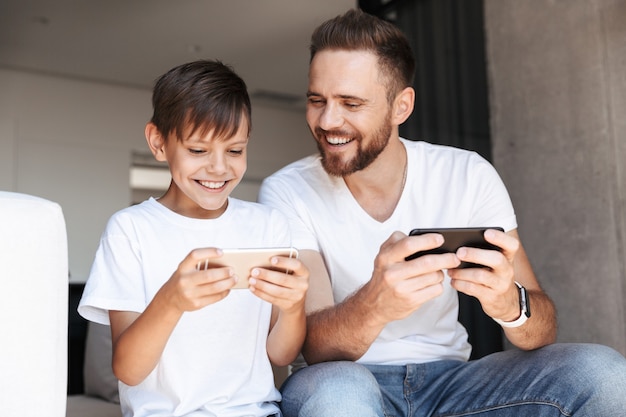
top-left (79, 197), bottom-right (289, 417)
top-left (259, 139), bottom-right (517, 365)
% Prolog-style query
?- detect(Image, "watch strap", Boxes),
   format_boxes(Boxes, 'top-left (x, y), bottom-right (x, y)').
top-left (493, 281), bottom-right (530, 328)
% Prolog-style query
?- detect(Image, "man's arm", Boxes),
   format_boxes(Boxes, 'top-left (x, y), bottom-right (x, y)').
top-left (300, 231), bottom-right (461, 364)
top-left (450, 228), bottom-right (557, 350)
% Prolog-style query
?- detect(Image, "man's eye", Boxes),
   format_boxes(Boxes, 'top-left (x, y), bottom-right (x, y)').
top-left (307, 98), bottom-right (324, 106)
top-left (345, 102), bottom-right (361, 109)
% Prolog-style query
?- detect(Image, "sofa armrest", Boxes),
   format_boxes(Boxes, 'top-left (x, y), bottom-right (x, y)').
top-left (0, 192), bottom-right (68, 417)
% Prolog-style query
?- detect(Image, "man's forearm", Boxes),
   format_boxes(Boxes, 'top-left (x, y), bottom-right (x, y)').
top-left (301, 289), bottom-right (385, 364)
top-left (503, 289), bottom-right (557, 350)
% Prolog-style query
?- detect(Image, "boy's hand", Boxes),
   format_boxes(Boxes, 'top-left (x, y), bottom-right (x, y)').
top-left (159, 247), bottom-right (238, 313)
top-left (248, 255), bottom-right (309, 313)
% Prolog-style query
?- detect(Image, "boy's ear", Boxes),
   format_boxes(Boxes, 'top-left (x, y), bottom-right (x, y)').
top-left (391, 87), bottom-right (415, 125)
top-left (145, 123), bottom-right (167, 162)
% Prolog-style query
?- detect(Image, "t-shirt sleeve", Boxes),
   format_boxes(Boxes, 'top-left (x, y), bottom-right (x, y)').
top-left (467, 153), bottom-right (518, 232)
top-left (78, 214), bottom-right (147, 325)
top-left (259, 175), bottom-right (320, 251)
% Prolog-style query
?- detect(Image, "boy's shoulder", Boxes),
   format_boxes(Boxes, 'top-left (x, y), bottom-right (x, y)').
top-left (108, 198), bottom-right (157, 220)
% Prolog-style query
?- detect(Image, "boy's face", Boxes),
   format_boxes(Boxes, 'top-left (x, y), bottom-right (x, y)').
top-left (147, 121), bottom-right (249, 219)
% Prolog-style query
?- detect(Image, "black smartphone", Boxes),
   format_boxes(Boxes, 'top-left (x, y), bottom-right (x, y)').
top-left (405, 227), bottom-right (504, 268)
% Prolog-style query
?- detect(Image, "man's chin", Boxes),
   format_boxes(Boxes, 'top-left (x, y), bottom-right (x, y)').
top-left (321, 157), bottom-right (354, 177)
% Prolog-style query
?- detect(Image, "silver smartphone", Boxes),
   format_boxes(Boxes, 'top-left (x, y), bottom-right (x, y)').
top-left (196, 247), bottom-right (299, 288)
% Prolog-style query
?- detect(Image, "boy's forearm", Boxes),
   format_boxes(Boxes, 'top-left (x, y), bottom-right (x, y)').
top-left (111, 292), bottom-right (182, 386)
top-left (266, 308), bottom-right (306, 367)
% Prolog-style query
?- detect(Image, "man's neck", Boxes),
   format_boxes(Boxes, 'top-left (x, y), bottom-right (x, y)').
top-left (344, 137), bottom-right (407, 222)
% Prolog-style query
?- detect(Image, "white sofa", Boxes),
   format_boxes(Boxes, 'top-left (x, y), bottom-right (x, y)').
top-left (66, 317), bottom-right (122, 417)
top-left (0, 192), bottom-right (69, 417)
top-left (0, 191), bottom-right (121, 417)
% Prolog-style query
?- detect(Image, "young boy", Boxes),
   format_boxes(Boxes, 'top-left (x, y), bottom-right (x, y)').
top-left (78, 60), bottom-right (308, 417)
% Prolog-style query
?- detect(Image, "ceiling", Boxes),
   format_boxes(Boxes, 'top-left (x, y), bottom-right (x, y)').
top-left (0, 0), bottom-right (356, 106)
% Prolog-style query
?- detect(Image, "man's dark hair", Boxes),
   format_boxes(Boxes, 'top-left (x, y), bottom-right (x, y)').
top-left (150, 60), bottom-right (251, 142)
top-left (310, 8), bottom-right (415, 102)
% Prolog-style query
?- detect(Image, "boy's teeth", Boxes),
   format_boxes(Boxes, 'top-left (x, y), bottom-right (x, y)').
top-left (327, 137), bottom-right (351, 145)
top-left (199, 180), bottom-right (225, 189)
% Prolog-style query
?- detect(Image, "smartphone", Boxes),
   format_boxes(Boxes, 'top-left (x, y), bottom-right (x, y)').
top-left (405, 227), bottom-right (504, 268)
top-left (196, 247), bottom-right (299, 289)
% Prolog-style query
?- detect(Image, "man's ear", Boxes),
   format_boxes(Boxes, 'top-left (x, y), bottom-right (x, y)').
top-left (392, 87), bottom-right (415, 125)
top-left (145, 123), bottom-right (167, 162)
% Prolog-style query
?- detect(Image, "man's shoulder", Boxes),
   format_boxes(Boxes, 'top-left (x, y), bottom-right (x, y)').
top-left (263, 154), bottom-right (323, 185)
top-left (403, 138), bottom-right (480, 157)
top-left (402, 138), bottom-right (489, 169)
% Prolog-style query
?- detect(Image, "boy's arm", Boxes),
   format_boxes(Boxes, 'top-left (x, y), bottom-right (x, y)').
top-left (248, 256), bottom-right (309, 366)
top-left (110, 248), bottom-right (237, 386)
top-left (109, 298), bottom-right (182, 386)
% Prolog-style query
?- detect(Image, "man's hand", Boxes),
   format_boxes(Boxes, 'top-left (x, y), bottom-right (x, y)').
top-left (447, 228), bottom-right (520, 322)
top-left (363, 231), bottom-right (461, 327)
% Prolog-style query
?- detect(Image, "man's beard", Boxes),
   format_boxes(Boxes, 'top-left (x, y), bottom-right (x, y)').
top-left (315, 112), bottom-right (392, 177)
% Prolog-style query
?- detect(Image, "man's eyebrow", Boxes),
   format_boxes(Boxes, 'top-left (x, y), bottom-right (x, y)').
top-left (306, 91), bottom-right (367, 102)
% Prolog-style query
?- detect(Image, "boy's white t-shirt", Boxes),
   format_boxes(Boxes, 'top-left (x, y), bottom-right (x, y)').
top-left (79, 197), bottom-right (290, 417)
top-left (259, 139), bottom-right (517, 365)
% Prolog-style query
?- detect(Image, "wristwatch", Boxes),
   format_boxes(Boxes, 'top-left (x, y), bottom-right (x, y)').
top-left (493, 281), bottom-right (531, 328)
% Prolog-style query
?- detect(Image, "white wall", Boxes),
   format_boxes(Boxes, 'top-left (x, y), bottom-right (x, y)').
top-left (0, 68), bottom-right (315, 282)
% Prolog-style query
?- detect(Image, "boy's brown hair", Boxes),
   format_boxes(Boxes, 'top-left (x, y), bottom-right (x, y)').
top-left (150, 60), bottom-right (251, 142)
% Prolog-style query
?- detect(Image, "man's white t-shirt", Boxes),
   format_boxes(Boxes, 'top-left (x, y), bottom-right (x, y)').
top-left (79, 197), bottom-right (289, 417)
top-left (259, 139), bottom-right (517, 365)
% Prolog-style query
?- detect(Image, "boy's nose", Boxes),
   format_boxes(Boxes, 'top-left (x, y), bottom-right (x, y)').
top-left (206, 152), bottom-right (227, 173)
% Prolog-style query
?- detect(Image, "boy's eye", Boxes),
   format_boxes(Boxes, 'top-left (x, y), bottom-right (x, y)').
top-left (189, 148), bottom-right (205, 154)
top-left (228, 149), bottom-right (244, 156)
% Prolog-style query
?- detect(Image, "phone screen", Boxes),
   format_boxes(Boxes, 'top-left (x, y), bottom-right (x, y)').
top-left (406, 227), bottom-right (503, 268)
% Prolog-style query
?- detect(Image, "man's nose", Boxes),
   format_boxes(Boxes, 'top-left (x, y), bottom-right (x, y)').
top-left (318, 102), bottom-right (343, 130)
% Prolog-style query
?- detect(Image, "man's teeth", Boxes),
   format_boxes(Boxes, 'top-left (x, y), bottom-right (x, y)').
top-left (199, 180), bottom-right (226, 189)
top-left (327, 137), bottom-right (352, 145)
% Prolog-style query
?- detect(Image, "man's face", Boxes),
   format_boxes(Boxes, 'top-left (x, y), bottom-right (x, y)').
top-left (306, 49), bottom-right (393, 177)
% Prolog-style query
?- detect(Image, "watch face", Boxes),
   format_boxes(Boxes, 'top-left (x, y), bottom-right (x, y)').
top-left (519, 284), bottom-right (531, 318)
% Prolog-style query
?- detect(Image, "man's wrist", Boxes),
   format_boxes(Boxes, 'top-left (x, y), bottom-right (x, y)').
top-left (493, 281), bottom-right (531, 328)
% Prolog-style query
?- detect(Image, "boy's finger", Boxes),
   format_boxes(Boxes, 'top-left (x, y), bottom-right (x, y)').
top-left (180, 247), bottom-right (224, 271)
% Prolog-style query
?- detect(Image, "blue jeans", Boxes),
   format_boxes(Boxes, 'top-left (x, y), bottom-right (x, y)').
top-left (279, 344), bottom-right (626, 417)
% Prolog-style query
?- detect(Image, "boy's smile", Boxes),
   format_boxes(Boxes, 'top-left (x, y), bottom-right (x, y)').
top-left (146, 121), bottom-right (249, 219)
